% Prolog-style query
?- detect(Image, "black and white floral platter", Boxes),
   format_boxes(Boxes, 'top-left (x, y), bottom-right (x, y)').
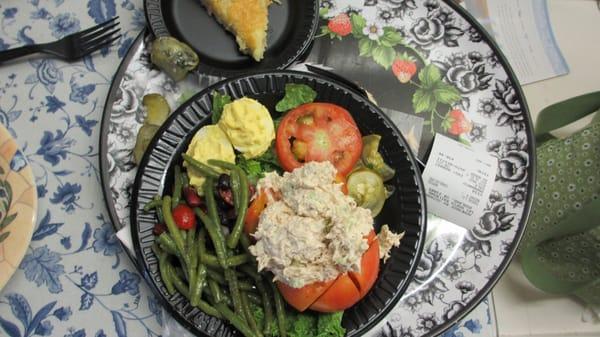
top-left (100, 1), bottom-right (534, 336)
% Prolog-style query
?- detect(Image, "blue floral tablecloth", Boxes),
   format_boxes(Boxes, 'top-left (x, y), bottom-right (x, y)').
top-left (0, 1), bottom-right (497, 337)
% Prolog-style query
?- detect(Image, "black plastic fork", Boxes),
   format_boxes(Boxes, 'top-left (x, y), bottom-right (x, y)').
top-left (0, 17), bottom-right (121, 63)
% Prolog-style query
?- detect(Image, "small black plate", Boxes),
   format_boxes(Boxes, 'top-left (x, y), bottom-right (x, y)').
top-left (144, 0), bottom-right (319, 77)
top-left (131, 71), bottom-right (427, 337)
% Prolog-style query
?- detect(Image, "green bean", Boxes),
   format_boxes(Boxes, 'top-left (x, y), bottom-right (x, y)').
top-left (190, 265), bottom-right (207, 307)
top-left (224, 268), bottom-right (244, 317)
top-left (207, 279), bottom-right (223, 304)
top-left (240, 233), bottom-right (252, 253)
top-left (186, 227), bottom-right (198, 287)
top-left (187, 228), bottom-right (198, 271)
top-left (231, 169), bottom-right (242, 212)
top-left (196, 223), bottom-right (227, 269)
top-left (240, 264), bottom-right (260, 281)
top-left (240, 260), bottom-right (273, 312)
top-left (197, 228), bottom-right (207, 257)
top-left (239, 281), bottom-right (255, 291)
top-left (173, 266), bottom-right (186, 280)
top-left (172, 165), bottom-right (183, 209)
top-left (143, 197), bottom-right (162, 212)
top-left (199, 181), bottom-right (228, 268)
top-left (240, 262), bottom-right (261, 293)
top-left (245, 291), bottom-right (262, 306)
top-left (156, 233), bottom-right (190, 281)
top-left (158, 243), bottom-right (177, 256)
top-left (208, 283), bottom-right (233, 306)
top-left (201, 253), bottom-right (251, 268)
top-left (207, 268), bottom-right (252, 288)
top-left (186, 227), bottom-right (197, 253)
top-left (200, 254), bottom-right (221, 268)
top-left (260, 279), bottom-right (275, 336)
top-left (188, 267), bottom-right (197, 298)
top-left (180, 229), bottom-right (188, 248)
top-left (204, 178), bottom-right (223, 229)
top-left (197, 299), bottom-right (222, 319)
top-left (162, 196), bottom-right (186, 255)
top-left (157, 233), bottom-right (178, 255)
top-left (169, 263), bottom-right (190, 298)
top-left (241, 291), bottom-right (263, 337)
top-left (269, 281), bottom-right (286, 337)
top-left (228, 254), bottom-right (251, 267)
top-left (182, 173), bottom-right (189, 188)
top-left (207, 268), bottom-right (226, 285)
top-left (207, 160), bottom-right (250, 249)
top-left (152, 245), bottom-right (175, 295)
top-left (173, 272), bottom-right (218, 318)
top-left (207, 159), bottom-right (238, 171)
top-left (214, 302), bottom-right (258, 337)
top-left (182, 154), bottom-right (220, 179)
top-left (169, 266), bottom-right (217, 318)
top-left (228, 172), bottom-right (249, 249)
top-left (207, 283), bottom-right (234, 308)
top-left (156, 205), bottom-right (165, 224)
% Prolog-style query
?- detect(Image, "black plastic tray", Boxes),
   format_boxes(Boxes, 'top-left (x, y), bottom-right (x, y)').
top-left (130, 71), bottom-right (427, 337)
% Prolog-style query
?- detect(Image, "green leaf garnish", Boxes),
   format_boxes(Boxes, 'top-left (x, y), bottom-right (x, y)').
top-left (275, 84), bottom-right (317, 112)
top-left (211, 91), bottom-right (232, 124)
top-left (316, 312), bottom-right (345, 337)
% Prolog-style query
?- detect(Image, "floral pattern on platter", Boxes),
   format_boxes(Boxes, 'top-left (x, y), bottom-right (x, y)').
top-left (318, 7), bottom-right (474, 138)
top-left (308, 1), bottom-right (530, 336)
top-left (101, 0), bottom-right (532, 337)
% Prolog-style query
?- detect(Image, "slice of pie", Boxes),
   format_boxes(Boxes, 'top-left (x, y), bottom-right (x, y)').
top-left (200, 0), bottom-right (272, 62)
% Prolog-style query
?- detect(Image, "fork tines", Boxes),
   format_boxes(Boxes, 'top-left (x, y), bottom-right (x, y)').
top-left (77, 17), bottom-right (122, 56)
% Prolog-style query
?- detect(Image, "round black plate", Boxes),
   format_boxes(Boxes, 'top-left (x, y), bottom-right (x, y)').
top-left (144, 0), bottom-right (319, 77)
top-left (131, 71), bottom-right (427, 337)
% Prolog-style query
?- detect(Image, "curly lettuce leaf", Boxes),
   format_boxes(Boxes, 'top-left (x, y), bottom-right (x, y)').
top-left (236, 146), bottom-right (282, 184)
top-left (316, 312), bottom-right (345, 337)
top-left (289, 313), bottom-right (317, 337)
top-left (275, 84), bottom-right (317, 112)
top-left (211, 91), bottom-right (232, 123)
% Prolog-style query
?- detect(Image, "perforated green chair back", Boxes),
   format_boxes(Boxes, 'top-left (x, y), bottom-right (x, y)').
top-left (520, 92), bottom-right (600, 305)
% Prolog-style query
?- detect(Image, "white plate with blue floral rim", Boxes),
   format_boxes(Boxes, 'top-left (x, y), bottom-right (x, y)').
top-left (0, 123), bottom-right (37, 292)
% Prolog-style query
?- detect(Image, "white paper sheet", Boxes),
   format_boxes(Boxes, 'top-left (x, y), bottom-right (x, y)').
top-left (463, 0), bottom-right (569, 85)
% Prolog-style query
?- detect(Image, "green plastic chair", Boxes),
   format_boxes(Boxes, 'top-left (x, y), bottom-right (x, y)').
top-left (519, 91), bottom-right (600, 305)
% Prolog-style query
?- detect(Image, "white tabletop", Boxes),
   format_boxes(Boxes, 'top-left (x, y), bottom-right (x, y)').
top-left (493, 1), bottom-right (600, 336)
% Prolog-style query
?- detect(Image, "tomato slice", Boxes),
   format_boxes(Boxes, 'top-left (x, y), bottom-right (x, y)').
top-left (348, 237), bottom-right (380, 298)
top-left (277, 278), bottom-right (336, 312)
top-left (366, 229), bottom-right (377, 246)
top-left (334, 173), bottom-right (349, 195)
top-left (309, 273), bottom-right (361, 312)
top-left (276, 103), bottom-right (362, 176)
top-left (244, 192), bottom-right (267, 235)
top-left (276, 230), bottom-right (379, 312)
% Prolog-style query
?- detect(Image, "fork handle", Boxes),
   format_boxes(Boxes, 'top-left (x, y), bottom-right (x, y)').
top-left (0, 44), bottom-right (43, 63)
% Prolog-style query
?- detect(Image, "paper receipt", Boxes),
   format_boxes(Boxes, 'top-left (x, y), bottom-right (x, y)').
top-left (422, 135), bottom-right (498, 230)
